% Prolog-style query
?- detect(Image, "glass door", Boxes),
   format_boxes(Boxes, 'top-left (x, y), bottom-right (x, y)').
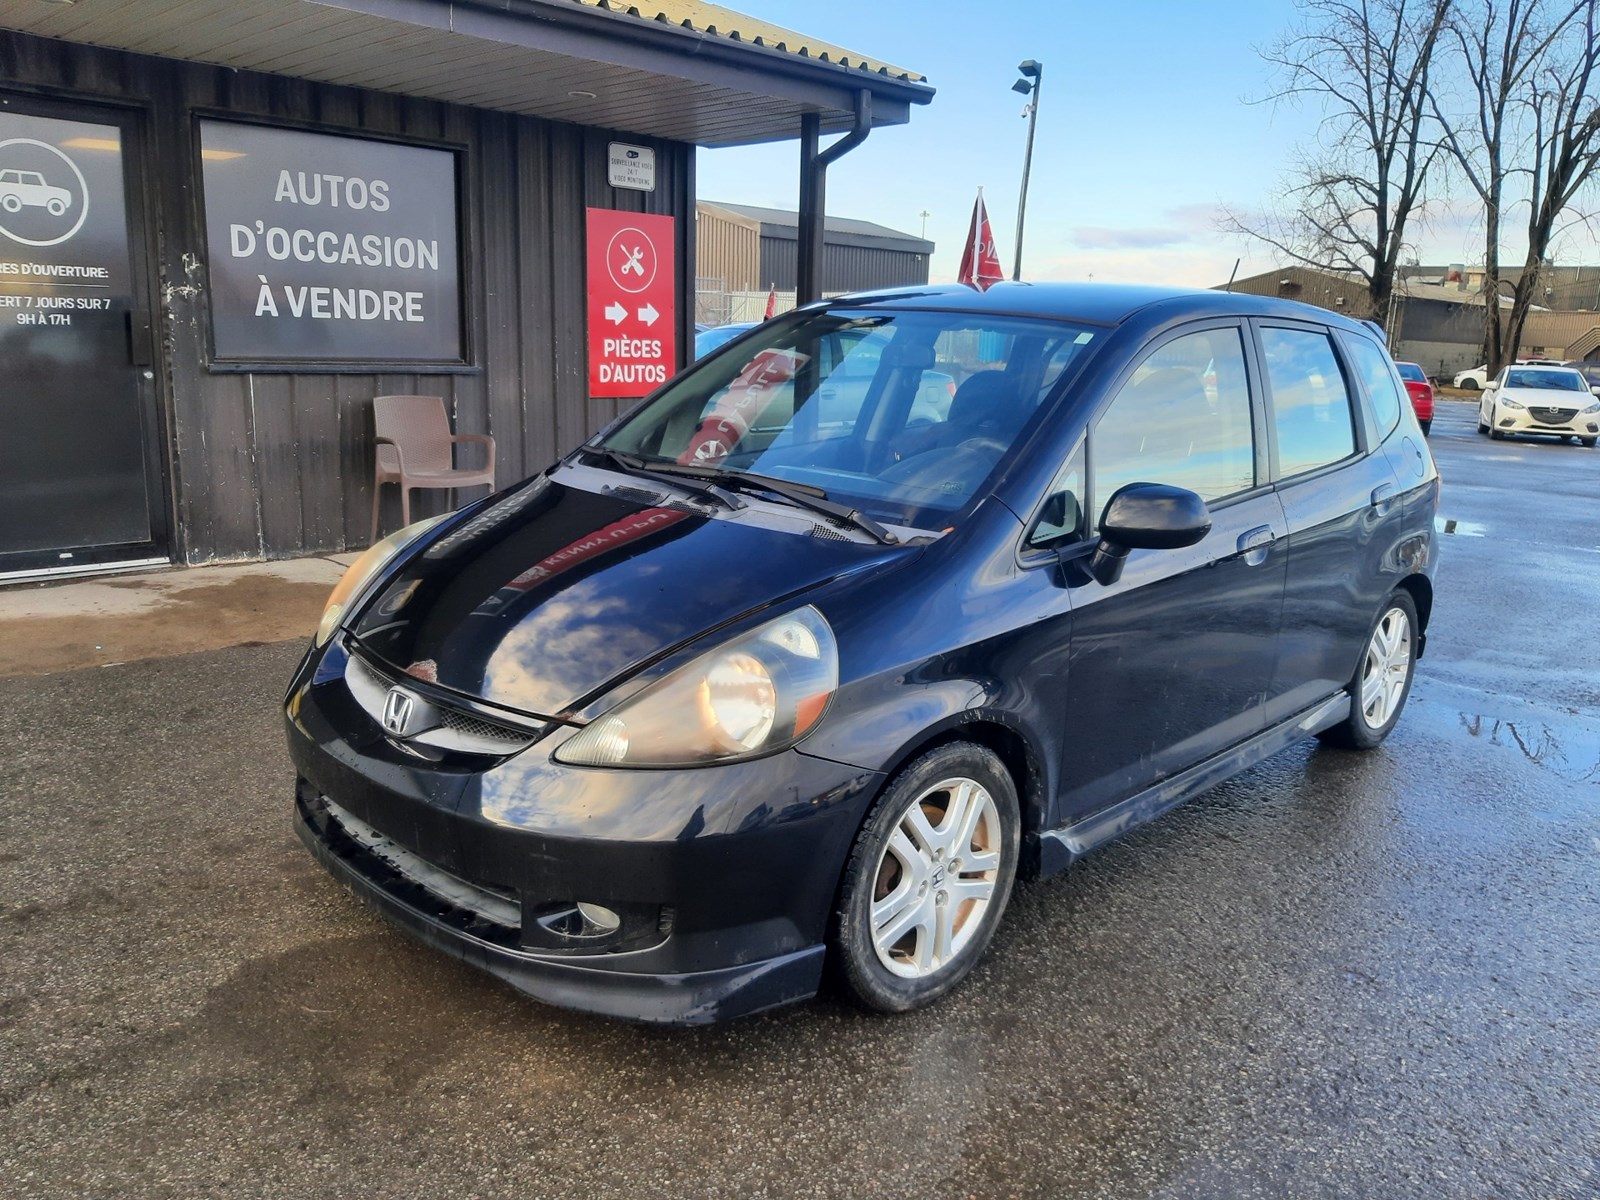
top-left (0, 99), bottom-right (167, 577)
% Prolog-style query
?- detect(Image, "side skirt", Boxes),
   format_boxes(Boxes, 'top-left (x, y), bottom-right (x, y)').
top-left (1037, 692), bottom-right (1351, 876)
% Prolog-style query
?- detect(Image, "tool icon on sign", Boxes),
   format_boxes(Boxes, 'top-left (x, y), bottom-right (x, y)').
top-left (604, 226), bottom-right (657, 294)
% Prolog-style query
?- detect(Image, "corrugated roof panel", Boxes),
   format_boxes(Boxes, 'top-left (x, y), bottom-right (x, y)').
top-left (575, 0), bottom-right (925, 81)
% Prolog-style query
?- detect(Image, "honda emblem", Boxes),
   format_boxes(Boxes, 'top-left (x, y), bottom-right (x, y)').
top-left (382, 687), bottom-right (417, 736)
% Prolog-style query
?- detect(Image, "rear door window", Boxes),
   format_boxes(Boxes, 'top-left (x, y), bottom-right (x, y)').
top-left (1260, 327), bottom-right (1358, 477)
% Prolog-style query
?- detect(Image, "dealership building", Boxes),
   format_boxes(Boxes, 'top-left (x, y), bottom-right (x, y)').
top-left (0, 0), bottom-right (931, 580)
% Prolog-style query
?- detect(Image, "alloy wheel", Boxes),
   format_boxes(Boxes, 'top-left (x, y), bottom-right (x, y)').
top-left (869, 776), bottom-right (1002, 978)
top-left (1359, 606), bottom-right (1413, 729)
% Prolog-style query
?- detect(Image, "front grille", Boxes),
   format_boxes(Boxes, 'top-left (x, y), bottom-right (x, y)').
top-left (1529, 406), bottom-right (1576, 424)
top-left (343, 646), bottom-right (538, 756)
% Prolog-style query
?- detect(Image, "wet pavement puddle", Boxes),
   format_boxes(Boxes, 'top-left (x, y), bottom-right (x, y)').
top-left (1457, 711), bottom-right (1600, 783)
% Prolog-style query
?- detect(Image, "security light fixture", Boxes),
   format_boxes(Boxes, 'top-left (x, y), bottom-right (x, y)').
top-left (1011, 61), bottom-right (1043, 281)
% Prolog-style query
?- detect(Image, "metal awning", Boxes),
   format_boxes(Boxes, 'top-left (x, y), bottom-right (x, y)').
top-left (0, 0), bottom-right (934, 146)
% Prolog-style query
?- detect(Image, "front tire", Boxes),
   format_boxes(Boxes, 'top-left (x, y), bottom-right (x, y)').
top-left (1582, 437), bottom-right (1597, 449)
top-left (832, 742), bottom-right (1020, 1013)
top-left (1317, 590), bottom-right (1419, 750)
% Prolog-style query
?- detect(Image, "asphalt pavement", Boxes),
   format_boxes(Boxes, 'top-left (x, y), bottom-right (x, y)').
top-left (3, 399), bottom-right (1598, 1200)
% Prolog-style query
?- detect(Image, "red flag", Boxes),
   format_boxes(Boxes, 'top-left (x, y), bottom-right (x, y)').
top-left (763, 284), bottom-right (777, 320)
top-left (957, 188), bottom-right (1004, 291)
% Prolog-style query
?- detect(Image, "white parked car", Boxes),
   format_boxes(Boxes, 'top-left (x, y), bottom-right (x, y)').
top-left (0, 168), bottom-right (72, 216)
top-left (1477, 365), bottom-right (1600, 446)
top-left (1455, 358), bottom-right (1564, 389)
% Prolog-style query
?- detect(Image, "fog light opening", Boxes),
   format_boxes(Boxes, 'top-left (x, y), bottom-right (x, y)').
top-left (1499, 418), bottom-right (1515, 427)
top-left (534, 901), bottom-right (622, 940)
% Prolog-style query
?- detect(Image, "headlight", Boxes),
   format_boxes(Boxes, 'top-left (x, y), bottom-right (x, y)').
top-left (1500, 398), bottom-right (1525, 410)
top-left (314, 515), bottom-right (447, 646)
top-left (1581, 402), bottom-right (1600, 415)
top-left (554, 607), bottom-right (838, 767)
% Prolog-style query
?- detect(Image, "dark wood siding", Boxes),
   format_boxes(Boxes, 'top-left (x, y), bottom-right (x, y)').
top-left (0, 30), bottom-right (694, 563)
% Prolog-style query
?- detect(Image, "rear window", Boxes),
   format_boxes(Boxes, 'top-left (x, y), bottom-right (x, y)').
top-left (1396, 363), bottom-right (1426, 383)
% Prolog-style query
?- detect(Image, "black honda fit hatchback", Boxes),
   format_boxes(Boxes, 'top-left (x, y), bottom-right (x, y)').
top-left (286, 283), bottom-right (1439, 1023)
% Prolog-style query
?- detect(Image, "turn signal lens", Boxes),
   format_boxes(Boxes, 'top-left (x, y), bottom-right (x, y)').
top-left (555, 607), bottom-right (838, 767)
top-left (315, 515), bottom-right (447, 647)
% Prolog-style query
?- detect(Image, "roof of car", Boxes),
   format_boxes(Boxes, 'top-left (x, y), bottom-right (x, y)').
top-left (822, 281), bottom-right (1377, 332)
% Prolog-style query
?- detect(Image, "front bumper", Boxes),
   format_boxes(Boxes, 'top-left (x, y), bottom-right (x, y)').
top-left (294, 785), bottom-right (826, 1024)
top-left (285, 639), bottom-right (882, 1024)
top-left (1495, 407), bottom-right (1599, 437)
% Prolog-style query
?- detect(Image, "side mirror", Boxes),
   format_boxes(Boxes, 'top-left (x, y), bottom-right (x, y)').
top-left (1088, 483), bottom-right (1212, 585)
top-left (1590, 385), bottom-right (1600, 397)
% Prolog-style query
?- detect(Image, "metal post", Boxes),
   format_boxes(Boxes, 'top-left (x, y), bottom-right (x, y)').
top-left (1012, 62), bottom-right (1042, 282)
top-left (797, 112), bottom-right (823, 307)
top-left (797, 91), bottom-right (873, 308)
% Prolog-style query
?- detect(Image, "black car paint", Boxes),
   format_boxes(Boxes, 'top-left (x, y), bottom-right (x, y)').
top-left (286, 283), bottom-right (1440, 1023)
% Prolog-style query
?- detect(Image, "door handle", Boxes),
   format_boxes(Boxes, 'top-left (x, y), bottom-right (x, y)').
top-left (1237, 526), bottom-right (1275, 553)
top-left (1370, 482), bottom-right (1396, 508)
top-left (1236, 525), bottom-right (1275, 566)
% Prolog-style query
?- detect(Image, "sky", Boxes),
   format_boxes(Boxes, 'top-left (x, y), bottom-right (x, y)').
top-left (693, 0), bottom-right (1541, 289)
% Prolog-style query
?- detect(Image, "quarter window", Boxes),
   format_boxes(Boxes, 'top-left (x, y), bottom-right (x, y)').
top-left (1261, 328), bottom-right (1357, 476)
top-left (1091, 328), bottom-right (1255, 526)
top-left (1344, 335), bottom-right (1403, 437)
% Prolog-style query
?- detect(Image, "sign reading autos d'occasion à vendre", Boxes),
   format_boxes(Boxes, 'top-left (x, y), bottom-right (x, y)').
top-left (200, 121), bottom-right (462, 363)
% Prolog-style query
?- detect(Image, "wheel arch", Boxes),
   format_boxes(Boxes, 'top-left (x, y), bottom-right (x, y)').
top-left (863, 713), bottom-right (1052, 879)
top-left (1395, 572), bottom-right (1433, 633)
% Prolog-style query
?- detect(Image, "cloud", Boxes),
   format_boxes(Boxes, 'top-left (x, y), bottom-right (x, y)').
top-left (1070, 226), bottom-right (1191, 250)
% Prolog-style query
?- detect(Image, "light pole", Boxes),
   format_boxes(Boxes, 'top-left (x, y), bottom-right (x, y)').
top-left (1011, 60), bottom-right (1042, 282)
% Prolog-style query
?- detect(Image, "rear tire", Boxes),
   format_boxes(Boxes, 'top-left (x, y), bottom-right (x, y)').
top-left (1317, 590), bottom-right (1419, 751)
top-left (832, 742), bottom-right (1020, 1014)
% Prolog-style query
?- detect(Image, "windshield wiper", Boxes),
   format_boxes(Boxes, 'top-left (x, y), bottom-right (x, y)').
top-left (583, 448), bottom-right (745, 512)
top-left (633, 459), bottom-right (899, 545)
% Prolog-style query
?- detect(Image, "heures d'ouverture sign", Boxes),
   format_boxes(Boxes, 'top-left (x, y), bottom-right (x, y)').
top-left (200, 120), bottom-right (463, 364)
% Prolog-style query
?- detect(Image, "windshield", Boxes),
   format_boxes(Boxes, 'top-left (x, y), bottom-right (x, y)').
top-left (1506, 368), bottom-right (1585, 391)
top-left (597, 307), bottom-right (1099, 528)
top-left (1396, 363), bottom-right (1426, 383)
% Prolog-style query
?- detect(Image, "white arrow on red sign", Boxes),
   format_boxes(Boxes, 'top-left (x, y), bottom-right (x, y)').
top-left (637, 302), bottom-right (659, 327)
top-left (604, 301), bottom-right (628, 325)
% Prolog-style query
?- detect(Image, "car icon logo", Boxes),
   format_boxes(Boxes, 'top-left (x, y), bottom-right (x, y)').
top-left (382, 687), bottom-right (417, 736)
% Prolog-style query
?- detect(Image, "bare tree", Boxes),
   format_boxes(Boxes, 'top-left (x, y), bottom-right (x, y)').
top-left (1230, 0), bottom-right (1452, 323)
top-left (1427, 0), bottom-right (1579, 372)
top-left (1503, 1), bottom-right (1600, 360)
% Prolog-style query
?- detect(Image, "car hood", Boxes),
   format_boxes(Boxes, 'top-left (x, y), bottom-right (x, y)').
top-left (348, 474), bottom-right (913, 718)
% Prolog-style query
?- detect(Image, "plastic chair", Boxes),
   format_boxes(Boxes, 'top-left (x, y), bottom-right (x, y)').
top-left (370, 394), bottom-right (496, 541)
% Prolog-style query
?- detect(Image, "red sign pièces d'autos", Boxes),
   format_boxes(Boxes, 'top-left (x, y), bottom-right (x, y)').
top-left (585, 208), bottom-right (676, 398)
